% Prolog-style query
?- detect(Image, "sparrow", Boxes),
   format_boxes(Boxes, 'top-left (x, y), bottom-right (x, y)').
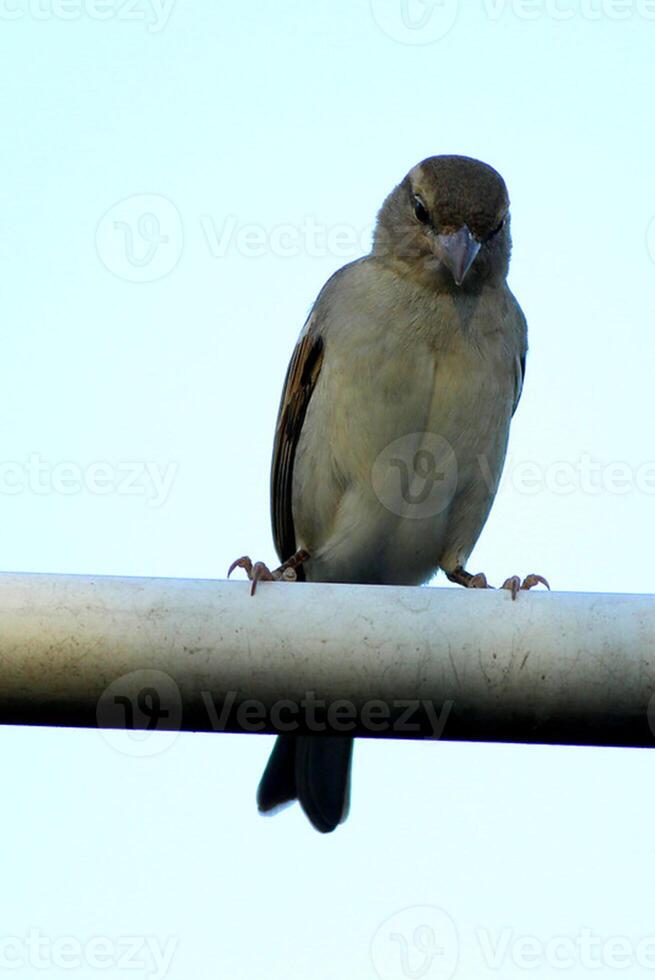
top-left (230, 154), bottom-right (548, 833)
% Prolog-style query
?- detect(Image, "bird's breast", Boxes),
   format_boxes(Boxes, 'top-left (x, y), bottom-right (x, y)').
top-left (292, 278), bottom-right (520, 584)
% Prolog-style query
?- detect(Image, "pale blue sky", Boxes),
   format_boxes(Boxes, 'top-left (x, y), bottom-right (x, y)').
top-left (1, 1), bottom-right (655, 977)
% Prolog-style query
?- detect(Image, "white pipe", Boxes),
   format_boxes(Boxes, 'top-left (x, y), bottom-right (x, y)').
top-left (0, 572), bottom-right (653, 746)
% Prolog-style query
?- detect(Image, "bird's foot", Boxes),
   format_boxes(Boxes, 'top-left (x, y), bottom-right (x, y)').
top-left (446, 566), bottom-right (550, 600)
top-left (227, 549), bottom-right (310, 596)
top-left (500, 573), bottom-right (550, 601)
top-left (446, 567), bottom-right (493, 589)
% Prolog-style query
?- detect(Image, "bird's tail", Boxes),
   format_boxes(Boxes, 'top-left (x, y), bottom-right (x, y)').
top-left (256, 735), bottom-right (353, 833)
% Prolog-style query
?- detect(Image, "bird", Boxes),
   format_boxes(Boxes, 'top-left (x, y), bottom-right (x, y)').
top-left (229, 154), bottom-right (548, 833)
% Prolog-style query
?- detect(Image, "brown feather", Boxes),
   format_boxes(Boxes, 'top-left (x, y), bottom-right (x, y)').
top-left (270, 323), bottom-right (324, 567)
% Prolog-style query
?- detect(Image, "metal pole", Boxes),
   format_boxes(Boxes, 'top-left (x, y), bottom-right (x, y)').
top-left (0, 571), bottom-right (653, 746)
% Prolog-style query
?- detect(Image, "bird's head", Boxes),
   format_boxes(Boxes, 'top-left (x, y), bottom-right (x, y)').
top-left (373, 155), bottom-right (511, 290)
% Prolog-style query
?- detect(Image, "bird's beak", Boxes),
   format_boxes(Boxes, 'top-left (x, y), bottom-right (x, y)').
top-left (434, 225), bottom-right (481, 286)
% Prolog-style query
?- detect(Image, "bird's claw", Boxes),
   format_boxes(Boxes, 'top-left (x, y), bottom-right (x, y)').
top-left (227, 556), bottom-right (276, 596)
top-left (446, 566), bottom-right (493, 589)
top-left (501, 573), bottom-right (551, 600)
top-left (446, 564), bottom-right (550, 600)
top-left (227, 549), bottom-right (310, 596)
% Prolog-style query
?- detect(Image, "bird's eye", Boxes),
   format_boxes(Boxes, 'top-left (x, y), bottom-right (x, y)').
top-left (413, 198), bottom-right (430, 225)
top-left (486, 217), bottom-right (505, 240)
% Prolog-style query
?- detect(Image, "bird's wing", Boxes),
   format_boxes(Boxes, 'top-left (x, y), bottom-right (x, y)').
top-left (510, 299), bottom-right (528, 416)
top-left (271, 318), bottom-right (324, 564)
top-left (512, 351), bottom-right (526, 416)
